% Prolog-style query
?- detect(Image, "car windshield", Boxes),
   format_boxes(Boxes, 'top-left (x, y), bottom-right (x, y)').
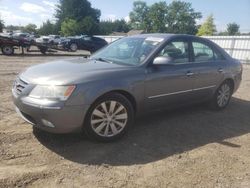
top-left (91, 37), bottom-right (164, 66)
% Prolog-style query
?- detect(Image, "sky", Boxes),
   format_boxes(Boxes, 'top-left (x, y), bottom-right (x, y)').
top-left (0, 0), bottom-right (249, 32)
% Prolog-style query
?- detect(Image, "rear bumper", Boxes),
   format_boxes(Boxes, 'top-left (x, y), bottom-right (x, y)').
top-left (13, 94), bottom-right (90, 134)
top-left (233, 72), bottom-right (242, 93)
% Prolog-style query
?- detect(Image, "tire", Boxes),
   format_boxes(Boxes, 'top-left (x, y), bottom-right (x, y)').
top-left (210, 81), bottom-right (233, 110)
top-left (30, 40), bottom-right (35, 45)
top-left (2, 45), bottom-right (14, 55)
top-left (39, 47), bottom-right (48, 55)
top-left (84, 93), bottom-right (134, 142)
top-left (69, 43), bottom-right (78, 52)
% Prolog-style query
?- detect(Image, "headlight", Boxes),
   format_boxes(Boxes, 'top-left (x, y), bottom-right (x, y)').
top-left (29, 85), bottom-right (76, 101)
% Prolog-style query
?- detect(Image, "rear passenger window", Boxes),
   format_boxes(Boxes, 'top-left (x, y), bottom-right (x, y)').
top-left (159, 41), bottom-right (189, 64)
top-left (192, 42), bottom-right (225, 62)
top-left (192, 42), bottom-right (214, 62)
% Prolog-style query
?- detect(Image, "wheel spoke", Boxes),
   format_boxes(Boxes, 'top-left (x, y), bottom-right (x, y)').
top-left (104, 124), bottom-right (110, 136)
top-left (101, 102), bottom-right (108, 114)
top-left (110, 122), bottom-right (118, 135)
top-left (94, 122), bottom-right (107, 133)
top-left (115, 113), bottom-right (127, 120)
top-left (109, 101), bottom-right (116, 113)
top-left (91, 119), bottom-right (104, 125)
top-left (218, 95), bottom-right (223, 106)
top-left (113, 119), bottom-right (126, 128)
top-left (114, 105), bottom-right (124, 115)
top-left (93, 109), bottom-right (105, 118)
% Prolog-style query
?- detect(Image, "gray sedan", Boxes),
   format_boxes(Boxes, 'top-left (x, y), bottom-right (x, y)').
top-left (12, 34), bottom-right (242, 141)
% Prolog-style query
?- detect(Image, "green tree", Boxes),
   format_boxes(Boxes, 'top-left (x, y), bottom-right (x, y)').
top-left (148, 1), bottom-right (168, 33)
top-left (129, 1), bottom-right (150, 31)
top-left (38, 20), bottom-right (57, 35)
top-left (112, 19), bottom-right (130, 33)
top-left (78, 16), bottom-right (99, 35)
top-left (129, 1), bottom-right (201, 34)
top-left (4, 25), bottom-right (24, 31)
top-left (23, 24), bottom-right (37, 33)
top-left (99, 21), bottom-right (113, 35)
top-left (166, 1), bottom-right (202, 34)
top-left (0, 19), bottom-right (4, 32)
top-left (197, 15), bottom-right (217, 36)
top-left (55, 0), bottom-right (101, 35)
top-left (227, 23), bottom-right (240, 35)
top-left (60, 18), bottom-right (78, 36)
top-left (99, 19), bottom-right (130, 35)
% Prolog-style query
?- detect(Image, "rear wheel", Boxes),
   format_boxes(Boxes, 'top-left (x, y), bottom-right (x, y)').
top-left (2, 45), bottom-right (14, 55)
top-left (69, 43), bottom-right (78, 52)
top-left (84, 93), bottom-right (134, 142)
top-left (211, 81), bottom-right (233, 110)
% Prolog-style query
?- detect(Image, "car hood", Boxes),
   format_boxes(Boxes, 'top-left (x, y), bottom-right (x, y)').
top-left (20, 57), bottom-right (133, 85)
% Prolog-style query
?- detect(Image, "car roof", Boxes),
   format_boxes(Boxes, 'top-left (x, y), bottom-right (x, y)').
top-left (129, 33), bottom-right (208, 41)
top-left (130, 33), bottom-right (231, 60)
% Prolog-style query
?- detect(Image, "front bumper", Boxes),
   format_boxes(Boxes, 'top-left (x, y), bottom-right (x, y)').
top-left (13, 93), bottom-right (90, 134)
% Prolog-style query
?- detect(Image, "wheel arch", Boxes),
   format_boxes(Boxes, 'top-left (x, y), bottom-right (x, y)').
top-left (223, 78), bottom-right (235, 92)
top-left (90, 89), bottom-right (137, 114)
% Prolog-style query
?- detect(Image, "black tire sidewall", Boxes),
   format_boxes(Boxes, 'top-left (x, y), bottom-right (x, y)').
top-left (83, 93), bottom-right (134, 142)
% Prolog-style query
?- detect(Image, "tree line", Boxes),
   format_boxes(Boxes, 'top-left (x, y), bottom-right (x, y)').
top-left (0, 0), bottom-right (247, 36)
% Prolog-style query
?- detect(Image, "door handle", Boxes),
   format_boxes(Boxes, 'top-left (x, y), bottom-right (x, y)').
top-left (186, 71), bottom-right (194, 77)
top-left (218, 68), bottom-right (224, 73)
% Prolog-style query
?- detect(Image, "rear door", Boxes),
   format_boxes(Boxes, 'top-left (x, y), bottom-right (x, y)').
top-left (189, 39), bottom-right (226, 100)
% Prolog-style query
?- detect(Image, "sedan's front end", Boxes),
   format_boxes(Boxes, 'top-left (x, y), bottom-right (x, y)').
top-left (12, 76), bottom-right (89, 133)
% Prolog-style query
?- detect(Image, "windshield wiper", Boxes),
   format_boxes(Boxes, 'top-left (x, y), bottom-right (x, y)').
top-left (93, 57), bottom-right (113, 64)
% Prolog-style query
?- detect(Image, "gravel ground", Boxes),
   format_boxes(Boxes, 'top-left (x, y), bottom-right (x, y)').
top-left (0, 53), bottom-right (250, 188)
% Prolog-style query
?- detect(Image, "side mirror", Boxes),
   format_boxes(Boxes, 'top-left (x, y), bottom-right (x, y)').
top-left (153, 56), bottom-right (174, 65)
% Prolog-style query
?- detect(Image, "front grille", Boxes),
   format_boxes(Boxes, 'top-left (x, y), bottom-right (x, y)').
top-left (14, 77), bottom-right (28, 95)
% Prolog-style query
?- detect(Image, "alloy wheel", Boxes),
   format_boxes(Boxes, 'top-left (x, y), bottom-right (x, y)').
top-left (90, 101), bottom-right (128, 137)
top-left (217, 83), bottom-right (231, 107)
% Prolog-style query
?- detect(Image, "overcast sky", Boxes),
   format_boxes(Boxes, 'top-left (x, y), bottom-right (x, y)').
top-left (0, 0), bottom-right (249, 32)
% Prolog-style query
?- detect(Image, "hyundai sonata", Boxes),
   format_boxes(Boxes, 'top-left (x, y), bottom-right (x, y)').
top-left (12, 34), bottom-right (242, 141)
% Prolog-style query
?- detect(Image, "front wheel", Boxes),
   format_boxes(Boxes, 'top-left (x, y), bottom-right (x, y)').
top-left (2, 45), bottom-right (14, 55)
top-left (211, 81), bottom-right (233, 110)
top-left (84, 93), bottom-right (134, 142)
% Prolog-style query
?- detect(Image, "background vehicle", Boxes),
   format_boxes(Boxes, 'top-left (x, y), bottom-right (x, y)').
top-left (12, 34), bottom-right (242, 142)
top-left (58, 35), bottom-right (108, 53)
top-left (35, 35), bottom-right (63, 45)
top-left (12, 32), bottom-right (36, 44)
top-left (0, 34), bottom-right (32, 55)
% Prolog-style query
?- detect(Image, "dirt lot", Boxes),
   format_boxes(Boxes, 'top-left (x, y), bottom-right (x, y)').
top-left (0, 53), bottom-right (250, 188)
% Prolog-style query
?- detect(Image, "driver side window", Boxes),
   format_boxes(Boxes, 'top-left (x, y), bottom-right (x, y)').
top-left (158, 41), bottom-right (189, 64)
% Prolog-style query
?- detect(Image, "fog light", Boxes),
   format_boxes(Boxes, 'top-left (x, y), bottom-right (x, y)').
top-left (41, 119), bottom-right (55, 128)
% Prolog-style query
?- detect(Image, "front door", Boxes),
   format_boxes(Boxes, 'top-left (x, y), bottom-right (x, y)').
top-left (145, 39), bottom-right (196, 110)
